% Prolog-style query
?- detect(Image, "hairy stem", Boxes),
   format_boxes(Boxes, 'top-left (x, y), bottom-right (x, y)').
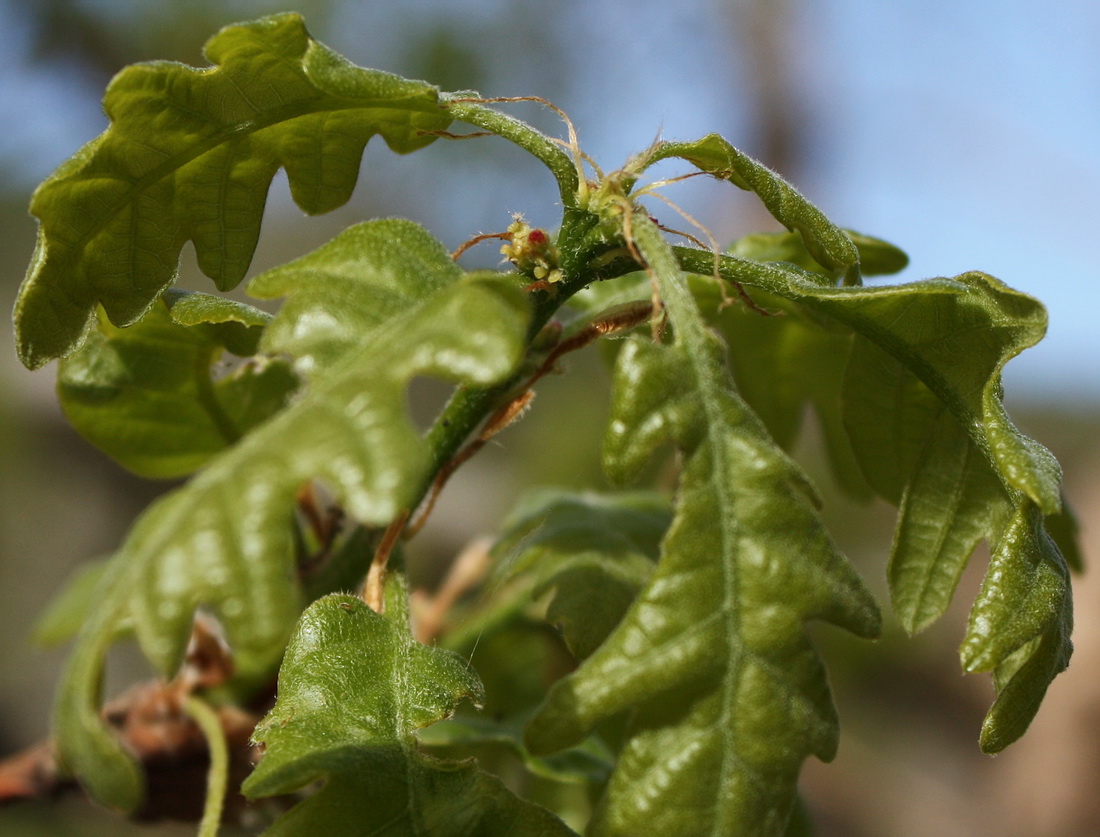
top-left (442, 96), bottom-right (580, 205)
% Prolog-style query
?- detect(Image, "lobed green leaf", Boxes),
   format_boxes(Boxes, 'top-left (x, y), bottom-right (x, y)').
top-left (244, 591), bottom-right (576, 836)
top-left (675, 248), bottom-right (1075, 751)
top-left (14, 12), bottom-right (453, 369)
top-left (525, 215), bottom-right (881, 836)
top-left (51, 220), bottom-right (531, 810)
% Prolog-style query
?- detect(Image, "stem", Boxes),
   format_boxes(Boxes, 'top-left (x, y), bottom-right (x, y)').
top-left (183, 696), bottom-right (228, 837)
top-left (442, 97), bottom-right (580, 206)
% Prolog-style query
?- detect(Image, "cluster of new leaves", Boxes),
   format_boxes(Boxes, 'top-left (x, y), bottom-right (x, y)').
top-left (12, 11), bottom-right (1078, 837)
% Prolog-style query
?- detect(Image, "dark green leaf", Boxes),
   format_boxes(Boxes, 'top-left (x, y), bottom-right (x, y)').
top-left (525, 216), bottom-right (880, 836)
top-left (244, 592), bottom-right (576, 836)
top-left (15, 12), bottom-right (453, 368)
top-left (675, 248), bottom-right (1076, 750)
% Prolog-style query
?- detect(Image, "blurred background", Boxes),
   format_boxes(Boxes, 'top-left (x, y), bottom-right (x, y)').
top-left (0, 0), bottom-right (1097, 834)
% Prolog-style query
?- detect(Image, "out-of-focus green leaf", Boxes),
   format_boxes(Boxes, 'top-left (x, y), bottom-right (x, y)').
top-left (243, 592), bottom-right (577, 836)
top-left (675, 248), bottom-right (1076, 752)
top-left (1044, 497), bottom-right (1083, 573)
top-left (525, 215), bottom-right (880, 836)
top-left (53, 556), bottom-right (145, 812)
top-left (643, 135), bottom-right (863, 285)
top-left (14, 12), bottom-right (453, 368)
top-left (730, 229), bottom-right (908, 278)
top-left (492, 489), bottom-right (670, 660)
top-left (51, 220), bottom-right (531, 811)
top-left (420, 714), bottom-right (615, 786)
top-left (32, 560), bottom-right (112, 648)
top-left (57, 295), bottom-right (296, 479)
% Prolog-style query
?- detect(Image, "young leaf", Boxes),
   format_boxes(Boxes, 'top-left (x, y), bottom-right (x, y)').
top-left (644, 135), bottom-right (863, 285)
top-left (243, 592), bottom-right (577, 836)
top-left (695, 282), bottom-right (872, 498)
top-left (525, 215), bottom-right (881, 836)
top-left (962, 501), bottom-right (1073, 753)
top-left (51, 221), bottom-right (531, 810)
top-left (675, 248), bottom-right (1075, 751)
top-left (57, 295), bottom-right (296, 478)
top-left (14, 12), bottom-right (453, 368)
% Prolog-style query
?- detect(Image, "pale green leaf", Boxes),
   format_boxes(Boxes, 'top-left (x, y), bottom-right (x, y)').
top-left (249, 217), bottom-right (465, 373)
top-left (52, 556), bottom-right (145, 812)
top-left (51, 220), bottom-right (531, 809)
top-left (57, 296), bottom-right (296, 478)
top-left (887, 411), bottom-right (1008, 634)
top-left (32, 559), bottom-right (113, 647)
top-left (14, 12), bottom-right (453, 368)
top-left (525, 216), bottom-right (880, 836)
top-left (243, 592), bottom-right (576, 836)
top-left (693, 281), bottom-right (872, 498)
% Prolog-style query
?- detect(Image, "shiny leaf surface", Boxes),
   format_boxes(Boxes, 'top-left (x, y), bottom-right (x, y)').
top-left (14, 12), bottom-right (452, 368)
top-left (525, 216), bottom-right (881, 836)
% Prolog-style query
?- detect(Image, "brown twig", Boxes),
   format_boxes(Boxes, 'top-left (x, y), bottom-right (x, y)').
top-left (362, 510), bottom-right (410, 613)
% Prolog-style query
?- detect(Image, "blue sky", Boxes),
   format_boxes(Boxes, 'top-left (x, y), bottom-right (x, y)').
top-left (2, 0), bottom-right (1097, 403)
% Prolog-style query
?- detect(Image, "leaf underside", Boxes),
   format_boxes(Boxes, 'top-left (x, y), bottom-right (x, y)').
top-left (670, 249), bottom-right (1073, 755)
top-left (57, 293), bottom-right (296, 478)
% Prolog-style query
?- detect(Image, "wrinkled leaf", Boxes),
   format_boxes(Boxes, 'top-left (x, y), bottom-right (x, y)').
top-left (675, 248), bottom-right (1075, 751)
top-left (15, 12), bottom-right (453, 368)
top-left (962, 502), bottom-right (1073, 752)
top-left (58, 295), bottom-right (296, 478)
top-left (52, 220), bottom-right (531, 810)
top-left (525, 215), bottom-right (881, 836)
top-left (244, 592), bottom-right (576, 836)
top-left (694, 281), bottom-right (872, 498)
